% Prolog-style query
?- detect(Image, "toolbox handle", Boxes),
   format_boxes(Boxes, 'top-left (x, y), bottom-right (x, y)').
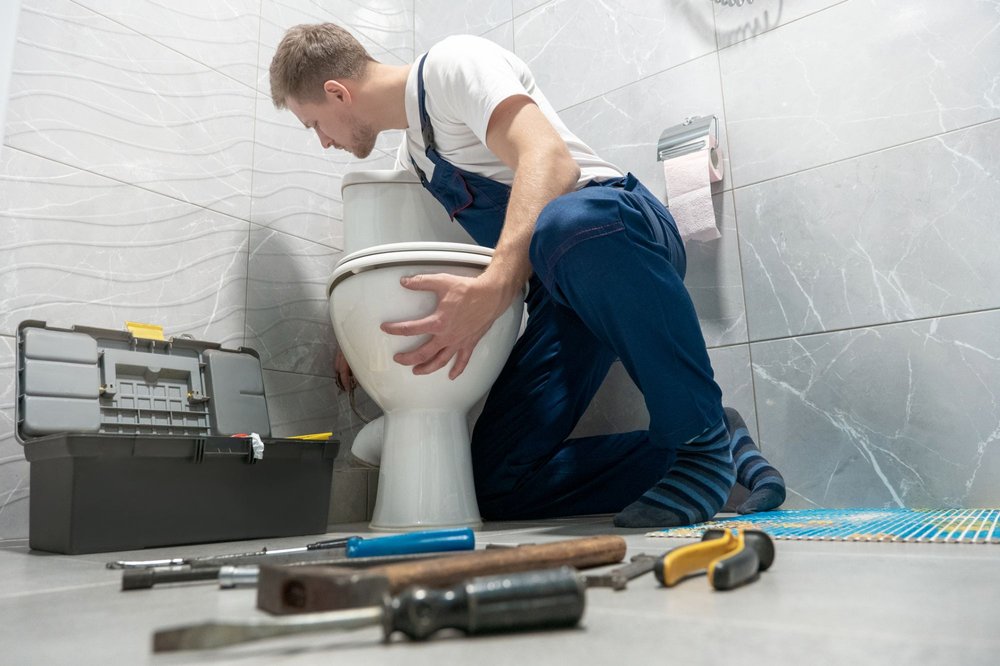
top-left (194, 438), bottom-right (260, 465)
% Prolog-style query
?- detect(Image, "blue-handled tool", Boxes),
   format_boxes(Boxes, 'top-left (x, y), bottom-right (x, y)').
top-left (109, 528), bottom-right (475, 570)
top-left (345, 528), bottom-right (475, 558)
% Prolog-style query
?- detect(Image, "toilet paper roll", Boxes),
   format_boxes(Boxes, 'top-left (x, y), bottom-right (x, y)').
top-left (662, 135), bottom-right (723, 243)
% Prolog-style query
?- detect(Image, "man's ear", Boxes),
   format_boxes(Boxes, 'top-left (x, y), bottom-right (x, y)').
top-left (323, 80), bottom-right (351, 104)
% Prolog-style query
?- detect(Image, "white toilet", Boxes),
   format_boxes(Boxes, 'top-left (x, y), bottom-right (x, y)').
top-left (327, 170), bottom-right (524, 530)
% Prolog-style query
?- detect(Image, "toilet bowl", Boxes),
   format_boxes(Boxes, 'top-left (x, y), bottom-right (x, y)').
top-left (327, 170), bottom-right (524, 530)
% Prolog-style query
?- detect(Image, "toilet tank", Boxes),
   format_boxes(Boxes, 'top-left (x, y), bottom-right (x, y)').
top-left (341, 170), bottom-right (475, 254)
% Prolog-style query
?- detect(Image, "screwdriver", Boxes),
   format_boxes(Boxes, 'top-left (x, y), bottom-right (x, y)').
top-left (654, 528), bottom-right (774, 591)
top-left (152, 566), bottom-right (586, 652)
top-left (109, 527), bottom-right (474, 570)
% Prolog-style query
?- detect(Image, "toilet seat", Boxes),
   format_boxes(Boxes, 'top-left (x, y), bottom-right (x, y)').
top-left (328, 242), bottom-right (494, 295)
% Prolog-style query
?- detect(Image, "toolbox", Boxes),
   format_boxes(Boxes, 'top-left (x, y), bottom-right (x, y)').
top-left (15, 320), bottom-right (339, 554)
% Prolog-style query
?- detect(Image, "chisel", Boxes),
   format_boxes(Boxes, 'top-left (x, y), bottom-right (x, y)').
top-left (108, 527), bottom-right (474, 570)
top-left (152, 566), bottom-right (586, 652)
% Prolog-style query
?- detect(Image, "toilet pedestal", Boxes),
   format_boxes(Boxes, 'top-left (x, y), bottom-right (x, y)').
top-left (371, 408), bottom-right (481, 530)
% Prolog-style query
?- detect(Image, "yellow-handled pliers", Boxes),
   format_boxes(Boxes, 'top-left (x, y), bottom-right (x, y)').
top-left (654, 528), bottom-right (775, 591)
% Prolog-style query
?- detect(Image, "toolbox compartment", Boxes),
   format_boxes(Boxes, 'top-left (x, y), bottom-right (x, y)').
top-left (16, 321), bottom-right (339, 554)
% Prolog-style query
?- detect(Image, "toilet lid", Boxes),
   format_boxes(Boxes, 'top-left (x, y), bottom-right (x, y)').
top-left (328, 242), bottom-right (494, 295)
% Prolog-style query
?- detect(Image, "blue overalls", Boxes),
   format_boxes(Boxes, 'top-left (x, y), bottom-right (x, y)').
top-left (409, 55), bottom-right (723, 520)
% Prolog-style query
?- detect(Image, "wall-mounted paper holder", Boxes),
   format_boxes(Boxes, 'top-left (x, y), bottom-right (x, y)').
top-left (656, 115), bottom-right (719, 162)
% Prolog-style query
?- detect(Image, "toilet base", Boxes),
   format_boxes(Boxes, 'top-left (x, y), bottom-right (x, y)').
top-left (369, 408), bottom-right (482, 531)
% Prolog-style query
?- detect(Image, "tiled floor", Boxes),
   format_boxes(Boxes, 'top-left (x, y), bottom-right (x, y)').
top-left (2, 516), bottom-right (998, 665)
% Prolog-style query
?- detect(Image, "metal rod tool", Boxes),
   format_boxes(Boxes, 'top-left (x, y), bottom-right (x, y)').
top-left (153, 566), bottom-right (586, 652)
top-left (585, 554), bottom-right (659, 590)
top-left (121, 551), bottom-right (453, 591)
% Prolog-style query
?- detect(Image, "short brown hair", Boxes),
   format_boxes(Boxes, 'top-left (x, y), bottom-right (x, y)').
top-left (269, 23), bottom-right (375, 108)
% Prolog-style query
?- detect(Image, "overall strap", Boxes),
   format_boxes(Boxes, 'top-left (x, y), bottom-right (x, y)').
top-left (416, 54), bottom-right (435, 152)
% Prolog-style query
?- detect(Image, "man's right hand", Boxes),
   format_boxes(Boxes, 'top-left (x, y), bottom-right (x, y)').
top-left (334, 348), bottom-right (356, 392)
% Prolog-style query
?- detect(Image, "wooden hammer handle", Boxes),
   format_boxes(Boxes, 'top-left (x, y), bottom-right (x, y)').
top-left (373, 535), bottom-right (626, 593)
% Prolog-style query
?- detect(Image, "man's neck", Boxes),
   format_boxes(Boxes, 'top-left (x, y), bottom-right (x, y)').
top-left (355, 62), bottom-right (411, 132)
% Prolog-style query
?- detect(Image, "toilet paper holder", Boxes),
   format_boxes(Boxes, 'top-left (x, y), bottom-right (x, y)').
top-left (656, 115), bottom-right (719, 162)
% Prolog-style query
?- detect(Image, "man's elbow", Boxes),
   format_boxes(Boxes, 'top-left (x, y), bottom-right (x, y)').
top-left (552, 150), bottom-right (580, 193)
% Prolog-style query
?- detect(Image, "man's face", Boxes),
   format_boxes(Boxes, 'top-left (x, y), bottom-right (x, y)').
top-left (287, 90), bottom-right (377, 159)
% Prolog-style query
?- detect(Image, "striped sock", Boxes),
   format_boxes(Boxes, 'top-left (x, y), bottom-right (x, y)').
top-left (613, 419), bottom-right (735, 528)
top-left (725, 407), bottom-right (786, 514)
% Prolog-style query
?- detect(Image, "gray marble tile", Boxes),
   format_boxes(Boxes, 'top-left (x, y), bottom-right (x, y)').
top-left (245, 225), bottom-right (341, 377)
top-left (514, 0), bottom-right (717, 110)
top-left (683, 190), bottom-right (748, 347)
top-left (738, 120), bottom-right (1000, 341)
top-left (721, 0), bottom-right (1000, 187)
top-left (7, 0), bottom-right (255, 219)
top-left (72, 0), bottom-right (261, 88)
top-left (0, 335), bottom-right (28, 541)
top-left (0, 147), bottom-right (249, 346)
top-left (415, 0), bottom-right (513, 53)
top-left (751, 309), bottom-right (1000, 509)
top-left (559, 58), bottom-right (745, 347)
top-left (569, 344), bottom-right (758, 442)
top-left (713, 0), bottom-right (848, 48)
top-left (480, 19), bottom-right (514, 52)
top-left (559, 53), bottom-right (731, 202)
top-left (514, 0), bottom-right (550, 17)
top-left (251, 91), bottom-right (398, 248)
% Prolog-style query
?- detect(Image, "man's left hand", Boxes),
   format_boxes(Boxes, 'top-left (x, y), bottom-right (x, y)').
top-left (380, 272), bottom-right (514, 380)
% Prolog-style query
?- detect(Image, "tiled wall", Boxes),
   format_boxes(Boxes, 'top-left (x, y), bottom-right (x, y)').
top-left (412, 0), bottom-right (1000, 510)
top-left (2, 1), bottom-right (998, 540)
top-left (0, 0), bottom-right (403, 538)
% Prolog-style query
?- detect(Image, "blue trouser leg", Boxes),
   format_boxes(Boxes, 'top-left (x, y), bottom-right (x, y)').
top-left (471, 177), bottom-right (723, 520)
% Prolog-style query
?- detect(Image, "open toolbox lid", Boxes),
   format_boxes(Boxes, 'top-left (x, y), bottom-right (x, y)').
top-left (15, 320), bottom-right (274, 444)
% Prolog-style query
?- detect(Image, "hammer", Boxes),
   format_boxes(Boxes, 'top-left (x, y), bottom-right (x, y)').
top-left (257, 534), bottom-right (626, 615)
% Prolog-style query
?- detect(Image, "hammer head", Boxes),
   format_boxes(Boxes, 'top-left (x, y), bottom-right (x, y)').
top-left (256, 565), bottom-right (390, 615)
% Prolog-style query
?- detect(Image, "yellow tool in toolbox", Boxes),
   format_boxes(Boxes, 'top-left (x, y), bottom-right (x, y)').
top-left (655, 528), bottom-right (775, 591)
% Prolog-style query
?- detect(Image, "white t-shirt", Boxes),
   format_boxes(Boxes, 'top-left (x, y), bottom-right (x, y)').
top-left (395, 35), bottom-right (623, 188)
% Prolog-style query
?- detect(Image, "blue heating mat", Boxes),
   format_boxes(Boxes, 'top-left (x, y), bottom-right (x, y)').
top-left (647, 508), bottom-right (1000, 544)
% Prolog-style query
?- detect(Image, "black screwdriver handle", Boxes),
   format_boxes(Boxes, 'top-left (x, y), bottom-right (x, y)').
top-left (388, 566), bottom-right (586, 641)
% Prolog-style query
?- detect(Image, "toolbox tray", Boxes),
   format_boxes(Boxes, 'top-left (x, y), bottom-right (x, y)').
top-left (16, 321), bottom-right (339, 554)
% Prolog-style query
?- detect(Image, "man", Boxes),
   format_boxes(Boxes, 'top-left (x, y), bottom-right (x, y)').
top-left (269, 24), bottom-right (785, 527)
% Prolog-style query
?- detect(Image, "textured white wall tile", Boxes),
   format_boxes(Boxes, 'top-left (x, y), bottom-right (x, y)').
top-left (72, 0), bottom-right (261, 88)
top-left (752, 310), bottom-right (1000, 508)
top-left (0, 335), bottom-right (28, 540)
top-left (7, 1), bottom-right (255, 219)
top-left (739, 120), bottom-right (1000, 340)
top-left (415, 0), bottom-right (513, 53)
top-left (251, 91), bottom-right (398, 248)
top-left (262, 368), bottom-right (377, 470)
top-left (0, 147), bottom-right (249, 346)
top-left (721, 0), bottom-right (1000, 187)
top-left (713, 0), bottom-right (848, 48)
top-left (514, 0), bottom-right (717, 110)
top-left (245, 225), bottom-right (341, 376)
top-left (258, 0), bottom-right (412, 95)
top-left (329, 469), bottom-right (369, 524)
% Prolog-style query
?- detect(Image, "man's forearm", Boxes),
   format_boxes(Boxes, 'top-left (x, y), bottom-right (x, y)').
top-left (482, 148), bottom-right (580, 301)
